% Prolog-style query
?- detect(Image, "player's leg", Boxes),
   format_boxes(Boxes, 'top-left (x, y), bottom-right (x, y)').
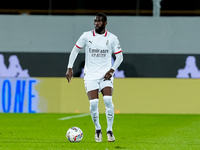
top-left (87, 89), bottom-right (101, 131)
top-left (100, 79), bottom-right (115, 142)
top-left (85, 80), bottom-right (102, 142)
top-left (101, 87), bottom-right (115, 142)
top-left (87, 90), bottom-right (102, 142)
top-left (101, 87), bottom-right (114, 132)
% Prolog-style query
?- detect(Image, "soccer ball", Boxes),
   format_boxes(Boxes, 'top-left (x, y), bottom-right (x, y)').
top-left (66, 127), bottom-right (83, 142)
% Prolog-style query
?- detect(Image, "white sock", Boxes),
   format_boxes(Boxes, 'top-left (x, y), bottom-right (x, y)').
top-left (103, 96), bottom-right (114, 132)
top-left (89, 99), bottom-right (101, 130)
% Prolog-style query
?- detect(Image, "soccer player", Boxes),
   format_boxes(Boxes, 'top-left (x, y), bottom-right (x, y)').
top-left (66, 13), bottom-right (123, 142)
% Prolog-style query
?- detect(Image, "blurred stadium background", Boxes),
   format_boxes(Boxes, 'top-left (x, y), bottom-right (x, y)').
top-left (0, 0), bottom-right (200, 16)
top-left (0, 0), bottom-right (200, 114)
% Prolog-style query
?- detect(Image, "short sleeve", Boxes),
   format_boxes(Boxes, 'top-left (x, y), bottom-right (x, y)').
top-left (112, 36), bottom-right (122, 54)
top-left (75, 32), bottom-right (87, 49)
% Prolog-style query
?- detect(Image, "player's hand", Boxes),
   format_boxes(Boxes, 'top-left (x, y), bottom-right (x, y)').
top-left (104, 69), bottom-right (114, 80)
top-left (66, 68), bottom-right (73, 83)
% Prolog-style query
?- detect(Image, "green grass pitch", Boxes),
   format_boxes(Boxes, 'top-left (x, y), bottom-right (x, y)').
top-left (1, 113), bottom-right (200, 150)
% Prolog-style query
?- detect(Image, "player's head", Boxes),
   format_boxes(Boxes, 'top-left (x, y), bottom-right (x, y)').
top-left (96, 13), bottom-right (107, 22)
top-left (94, 13), bottom-right (107, 34)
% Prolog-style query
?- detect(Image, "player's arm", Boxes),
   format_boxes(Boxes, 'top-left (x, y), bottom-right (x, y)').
top-left (66, 46), bottom-right (80, 83)
top-left (104, 36), bottom-right (123, 80)
top-left (112, 52), bottom-right (123, 70)
top-left (104, 52), bottom-right (123, 80)
top-left (66, 32), bottom-right (86, 83)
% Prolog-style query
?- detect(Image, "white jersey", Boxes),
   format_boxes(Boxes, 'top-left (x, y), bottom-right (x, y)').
top-left (76, 29), bottom-right (122, 80)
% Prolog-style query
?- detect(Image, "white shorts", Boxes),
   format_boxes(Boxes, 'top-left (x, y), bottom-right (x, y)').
top-left (84, 77), bottom-right (114, 93)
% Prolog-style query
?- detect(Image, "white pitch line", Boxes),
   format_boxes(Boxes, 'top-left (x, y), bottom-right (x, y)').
top-left (58, 113), bottom-right (90, 120)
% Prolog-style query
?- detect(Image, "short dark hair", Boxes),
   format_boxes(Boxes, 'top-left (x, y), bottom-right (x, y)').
top-left (96, 13), bottom-right (107, 22)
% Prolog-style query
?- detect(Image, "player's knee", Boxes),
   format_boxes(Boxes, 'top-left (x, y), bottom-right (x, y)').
top-left (89, 99), bottom-right (99, 111)
top-left (103, 96), bottom-right (114, 109)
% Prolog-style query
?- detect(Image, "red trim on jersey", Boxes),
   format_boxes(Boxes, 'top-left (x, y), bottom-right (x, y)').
top-left (75, 44), bottom-right (82, 49)
top-left (93, 30), bottom-right (95, 36)
top-left (104, 30), bottom-right (107, 37)
top-left (114, 50), bottom-right (122, 54)
top-left (93, 29), bottom-right (108, 36)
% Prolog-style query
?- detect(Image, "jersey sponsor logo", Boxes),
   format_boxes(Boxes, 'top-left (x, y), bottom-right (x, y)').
top-left (89, 48), bottom-right (109, 57)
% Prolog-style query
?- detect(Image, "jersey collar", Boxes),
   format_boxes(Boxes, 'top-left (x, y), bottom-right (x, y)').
top-left (93, 29), bottom-right (108, 37)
